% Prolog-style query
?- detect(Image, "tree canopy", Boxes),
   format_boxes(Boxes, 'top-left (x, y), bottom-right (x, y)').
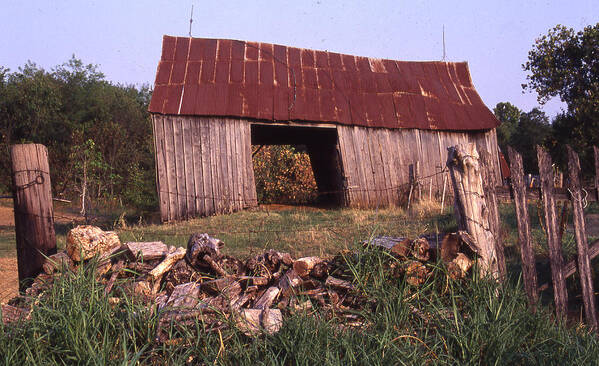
top-left (523, 23), bottom-right (599, 172)
top-left (0, 57), bottom-right (156, 211)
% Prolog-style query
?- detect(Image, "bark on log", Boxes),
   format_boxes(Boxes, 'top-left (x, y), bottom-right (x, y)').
top-left (186, 233), bottom-right (223, 270)
top-left (42, 252), bottom-right (73, 274)
top-left (447, 143), bottom-right (498, 278)
top-left (150, 247), bottom-right (186, 280)
top-left (507, 147), bottom-right (539, 308)
top-left (537, 146), bottom-right (568, 318)
top-left (125, 241), bottom-right (168, 261)
top-left (166, 282), bottom-right (200, 309)
top-left (325, 276), bottom-right (355, 291)
top-left (567, 145), bottom-right (598, 329)
top-left (594, 146), bottom-right (599, 201)
top-left (293, 257), bottom-right (323, 278)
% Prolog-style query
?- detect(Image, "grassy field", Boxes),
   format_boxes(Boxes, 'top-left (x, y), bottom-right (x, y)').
top-left (2, 200), bottom-right (599, 364)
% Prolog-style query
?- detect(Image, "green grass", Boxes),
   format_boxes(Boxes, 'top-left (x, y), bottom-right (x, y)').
top-left (116, 204), bottom-right (456, 259)
top-left (2, 247), bottom-right (599, 365)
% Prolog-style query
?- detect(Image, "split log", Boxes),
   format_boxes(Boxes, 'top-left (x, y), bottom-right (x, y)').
top-left (42, 252), bottom-right (73, 274)
top-left (166, 282), bottom-right (200, 309)
top-left (125, 241), bottom-right (168, 261)
top-left (310, 262), bottom-right (329, 280)
top-left (446, 143), bottom-right (497, 278)
top-left (401, 260), bottom-right (428, 286)
top-left (325, 276), bottom-right (355, 291)
top-left (254, 286), bottom-right (280, 309)
top-left (149, 247), bottom-right (186, 280)
top-left (411, 238), bottom-right (430, 261)
top-left (104, 259), bottom-right (125, 294)
top-left (202, 254), bottom-right (227, 277)
top-left (277, 269), bottom-right (302, 296)
top-left (186, 233), bottom-right (223, 270)
top-left (235, 308), bottom-right (283, 335)
top-left (66, 225), bottom-right (121, 262)
top-left (293, 257), bottom-right (323, 278)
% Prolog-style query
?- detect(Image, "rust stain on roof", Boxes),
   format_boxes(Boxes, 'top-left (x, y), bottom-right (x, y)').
top-left (149, 35), bottom-right (499, 131)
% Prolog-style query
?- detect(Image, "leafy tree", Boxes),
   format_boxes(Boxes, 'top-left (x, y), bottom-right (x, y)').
top-left (0, 57), bottom-right (157, 212)
top-left (493, 102), bottom-right (521, 153)
top-left (523, 23), bottom-right (599, 172)
top-left (493, 103), bottom-right (552, 173)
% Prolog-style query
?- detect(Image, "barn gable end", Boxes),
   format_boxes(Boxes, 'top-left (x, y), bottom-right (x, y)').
top-left (150, 36), bottom-right (501, 221)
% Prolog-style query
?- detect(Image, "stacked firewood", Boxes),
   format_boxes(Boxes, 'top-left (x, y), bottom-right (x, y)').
top-left (3, 226), bottom-right (477, 336)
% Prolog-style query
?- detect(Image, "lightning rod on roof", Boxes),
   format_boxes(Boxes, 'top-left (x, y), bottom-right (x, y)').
top-left (189, 4), bottom-right (194, 37)
top-left (442, 25), bottom-right (447, 61)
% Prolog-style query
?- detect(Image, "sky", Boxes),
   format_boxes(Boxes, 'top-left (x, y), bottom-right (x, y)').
top-left (1, 1), bottom-right (597, 119)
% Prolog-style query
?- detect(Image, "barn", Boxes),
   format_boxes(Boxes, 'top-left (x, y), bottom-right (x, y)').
top-left (148, 35), bottom-right (501, 221)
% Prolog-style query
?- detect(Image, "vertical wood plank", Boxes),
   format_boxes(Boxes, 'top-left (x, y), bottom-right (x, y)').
top-left (163, 116), bottom-right (178, 221)
top-left (173, 117), bottom-right (187, 219)
top-left (210, 118), bottom-right (222, 214)
top-left (507, 147), bottom-right (538, 308)
top-left (356, 127), bottom-right (375, 207)
top-left (11, 144), bottom-right (56, 290)
top-left (199, 118), bottom-right (214, 215)
top-left (537, 145), bottom-right (568, 318)
top-left (244, 121), bottom-right (258, 206)
top-left (191, 117), bottom-right (205, 216)
top-left (218, 121), bottom-right (230, 212)
top-left (228, 119), bottom-right (240, 211)
top-left (338, 126), bottom-right (360, 207)
top-left (567, 145), bottom-right (598, 329)
top-left (182, 117), bottom-right (196, 217)
top-left (152, 116), bottom-right (170, 221)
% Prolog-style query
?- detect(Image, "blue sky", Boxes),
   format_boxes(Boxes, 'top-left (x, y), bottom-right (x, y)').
top-left (1, 1), bottom-right (597, 118)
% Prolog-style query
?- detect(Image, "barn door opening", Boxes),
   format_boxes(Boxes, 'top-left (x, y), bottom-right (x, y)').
top-left (250, 123), bottom-right (345, 206)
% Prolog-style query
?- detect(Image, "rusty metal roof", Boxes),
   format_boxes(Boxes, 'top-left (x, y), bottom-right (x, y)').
top-left (149, 35), bottom-right (499, 131)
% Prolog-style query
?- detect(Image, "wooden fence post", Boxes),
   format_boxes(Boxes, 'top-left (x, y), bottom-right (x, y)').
top-left (536, 145), bottom-right (567, 318)
top-left (566, 145), bottom-right (598, 329)
top-left (447, 143), bottom-right (498, 278)
top-left (11, 144), bottom-right (56, 290)
top-left (594, 146), bottom-right (599, 201)
top-left (507, 147), bottom-right (539, 308)
top-left (480, 150), bottom-right (506, 279)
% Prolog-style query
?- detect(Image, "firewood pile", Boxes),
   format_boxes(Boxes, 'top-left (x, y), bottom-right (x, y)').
top-left (2, 226), bottom-right (477, 337)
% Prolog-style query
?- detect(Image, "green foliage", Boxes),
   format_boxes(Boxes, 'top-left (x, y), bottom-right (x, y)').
top-left (0, 57), bottom-right (156, 211)
top-left (523, 23), bottom-right (599, 174)
top-left (494, 103), bottom-right (552, 173)
top-left (252, 145), bottom-right (318, 204)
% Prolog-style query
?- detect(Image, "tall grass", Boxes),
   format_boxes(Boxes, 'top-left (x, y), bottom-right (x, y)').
top-left (2, 246), bottom-right (598, 365)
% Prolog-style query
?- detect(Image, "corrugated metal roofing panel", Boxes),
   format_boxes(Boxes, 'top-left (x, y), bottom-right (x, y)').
top-left (149, 35), bottom-right (499, 131)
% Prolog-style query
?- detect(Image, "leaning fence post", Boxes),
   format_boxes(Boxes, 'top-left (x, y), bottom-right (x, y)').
top-left (447, 143), bottom-right (498, 278)
top-left (507, 147), bottom-right (539, 308)
top-left (10, 144), bottom-right (57, 291)
top-left (594, 146), bottom-right (599, 201)
top-left (566, 145), bottom-right (598, 330)
top-left (536, 145), bottom-right (567, 318)
top-left (480, 150), bottom-right (506, 279)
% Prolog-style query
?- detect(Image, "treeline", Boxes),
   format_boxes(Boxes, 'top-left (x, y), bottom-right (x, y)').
top-left (0, 57), bottom-right (157, 210)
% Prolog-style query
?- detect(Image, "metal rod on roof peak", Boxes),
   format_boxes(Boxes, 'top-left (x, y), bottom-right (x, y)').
top-left (189, 4), bottom-right (194, 37)
top-left (442, 25), bottom-right (447, 61)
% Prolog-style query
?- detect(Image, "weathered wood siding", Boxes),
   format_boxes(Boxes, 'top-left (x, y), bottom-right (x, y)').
top-left (152, 115), bottom-right (257, 221)
top-left (336, 125), bottom-right (501, 208)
